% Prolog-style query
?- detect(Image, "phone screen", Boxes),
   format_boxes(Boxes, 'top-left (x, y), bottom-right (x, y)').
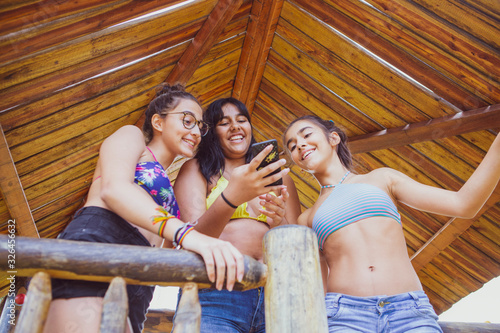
top-left (250, 139), bottom-right (283, 186)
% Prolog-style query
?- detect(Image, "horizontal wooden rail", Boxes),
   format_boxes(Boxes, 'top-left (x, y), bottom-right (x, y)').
top-left (0, 235), bottom-right (267, 291)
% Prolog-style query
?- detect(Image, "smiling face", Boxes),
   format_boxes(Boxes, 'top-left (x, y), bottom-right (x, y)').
top-left (154, 98), bottom-right (204, 158)
top-left (284, 119), bottom-right (338, 173)
top-left (215, 103), bottom-right (253, 159)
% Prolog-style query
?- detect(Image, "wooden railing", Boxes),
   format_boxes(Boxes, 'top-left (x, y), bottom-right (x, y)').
top-left (0, 225), bottom-right (328, 333)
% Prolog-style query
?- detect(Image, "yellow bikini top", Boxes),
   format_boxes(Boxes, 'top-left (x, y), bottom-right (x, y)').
top-left (206, 173), bottom-right (270, 224)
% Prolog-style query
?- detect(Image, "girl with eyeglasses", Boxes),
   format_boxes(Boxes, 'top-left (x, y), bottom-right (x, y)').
top-left (44, 84), bottom-right (245, 333)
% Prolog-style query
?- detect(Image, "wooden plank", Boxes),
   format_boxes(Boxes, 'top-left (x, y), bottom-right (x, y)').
top-left (0, 235), bottom-right (268, 291)
top-left (15, 272), bottom-right (51, 333)
top-left (274, 19), bottom-right (442, 125)
top-left (270, 33), bottom-right (405, 129)
top-left (282, 1), bottom-right (463, 118)
top-left (411, 184), bottom-right (500, 272)
top-left (348, 104), bottom-right (500, 154)
top-left (0, 22), bottom-right (196, 113)
top-left (411, 0), bottom-right (500, 49)
top-left (0, 0), bottom-right (124, 43)
top-left (439, 322), bottom-right (500, 333)
top-left (316, 0), bottom-right (500, 103)
top-left (166, 0), bottom-right (242, 85)
top-left (233, 0), bottom-right (284, 113)
top-left (368, 0), bottom-right (500, 72)
top-left (0, 0), bottom-right (216, 91)
top-left (171, 283), bottom-right (201, 333)
top-left (0, 125), bottom-right (39, 238)
top-left (187, 48), bottom-right (242, 86)
top-left (0, 0), bottom-right (42, 13)
top-left (290, 0), bottom-right (490, 110)
top-left (100, 277), bottom-right (128, 333)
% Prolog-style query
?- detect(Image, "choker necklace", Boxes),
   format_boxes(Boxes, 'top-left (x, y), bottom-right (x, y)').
top-left (321, 171), bottom-right (350, 189)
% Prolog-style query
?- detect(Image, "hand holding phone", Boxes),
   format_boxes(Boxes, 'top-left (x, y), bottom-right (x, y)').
top-left (250, 139), bottom-right (283, 186)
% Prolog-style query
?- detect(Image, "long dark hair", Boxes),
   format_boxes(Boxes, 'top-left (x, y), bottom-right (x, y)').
top-left (283, 115), bottom-right (353, 170)
top-left (142, 83), bottom-right (200, 143)
top-left (195, 98), bottom-right (256, 184)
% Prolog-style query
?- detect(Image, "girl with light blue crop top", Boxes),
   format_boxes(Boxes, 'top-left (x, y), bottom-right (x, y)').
top-left (284, 115), bottom-right (500, 333)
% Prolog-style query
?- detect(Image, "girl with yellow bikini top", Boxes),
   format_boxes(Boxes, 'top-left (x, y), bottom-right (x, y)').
top-left (173, 98), bottom-right (301, 333)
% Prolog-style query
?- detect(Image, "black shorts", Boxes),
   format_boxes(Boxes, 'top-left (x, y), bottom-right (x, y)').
top-left (51, 206), bottom-right (154, 333)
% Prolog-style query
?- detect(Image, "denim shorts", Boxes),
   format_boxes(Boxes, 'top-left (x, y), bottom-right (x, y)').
top-left (173, 287), bottom-right (266, 333)
top-left (325, 291), bottom-right (442, 333)
top-left (51, 206), bottom-right (154, 333)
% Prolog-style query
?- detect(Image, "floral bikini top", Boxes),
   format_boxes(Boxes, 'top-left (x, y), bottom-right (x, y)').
top-left (134, 147), bottom-right (181, 218)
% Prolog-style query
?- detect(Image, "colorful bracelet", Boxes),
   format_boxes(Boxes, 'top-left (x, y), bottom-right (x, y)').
top-left (151, 206), bottom-right (176, 237)
top-left (177, 226), bottom-right (195, 248)
top-left (221, 191), bottom-right (237, 209)
top-left (172, 220), bottom-right (198, 249)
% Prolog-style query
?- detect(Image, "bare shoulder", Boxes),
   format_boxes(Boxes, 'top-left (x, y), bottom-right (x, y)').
top-left (175, 158), bottom-right (207, 191)
top-left (178, 158), bottom-right (202, 176)
top-left (103, 125), bottom-right (144, 146)
top-left (357, 167), bottom-right (404, 186)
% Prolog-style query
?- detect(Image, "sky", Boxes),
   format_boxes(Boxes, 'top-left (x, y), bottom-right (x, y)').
top-left (150, 276), bottom-right (500, 323)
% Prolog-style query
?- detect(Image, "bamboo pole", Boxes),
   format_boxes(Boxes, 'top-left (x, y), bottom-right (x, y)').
top-left (172, 283), bottom-right (201, 333)
top-left (100, 277), bottom-right (128, 333)
top-left (263, 225), bottom-right (328, 333)
top-left (15, 272), bottom-right (51, 333)
top-left (0, 235), bottom-right (267, 290)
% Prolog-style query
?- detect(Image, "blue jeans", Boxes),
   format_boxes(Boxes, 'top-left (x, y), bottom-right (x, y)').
top-left (174, 287), bottom-right (266, 332)
top-left (326, 291), bottom-right (442, 333)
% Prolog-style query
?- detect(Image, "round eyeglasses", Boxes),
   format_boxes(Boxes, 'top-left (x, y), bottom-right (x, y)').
top-left (167, 111), bottom-right (209, 136)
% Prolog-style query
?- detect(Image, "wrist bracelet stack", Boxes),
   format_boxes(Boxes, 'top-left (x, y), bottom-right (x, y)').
top-left (151, 206), bottom-right (177, 237)
top-left (172, 220), bottom-right (198, 249)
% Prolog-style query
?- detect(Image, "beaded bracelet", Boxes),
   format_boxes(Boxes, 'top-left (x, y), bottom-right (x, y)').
top-left (151, 206), bottom-right (177, 237)
top-left (172, 220), bottom-right (198, 249)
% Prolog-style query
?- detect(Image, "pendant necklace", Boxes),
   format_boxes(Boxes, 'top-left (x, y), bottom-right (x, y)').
top-left (321, 170), bottom-right (350, 189)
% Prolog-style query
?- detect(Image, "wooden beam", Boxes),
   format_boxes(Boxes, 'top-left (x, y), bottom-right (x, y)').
top-left (135, 0), bottom-right (242, 129)
top-left (411, 182), bottom-right (500, 272)
top-left (166, 0), bottom-right (243, 85)
top-left (233, 0), bottom-right (284, 113)
top-left (0, 235), bottom-right (267, 291)
top-left (0, 125), bottom-right (39, 238)
top-left (348, 104), bottom-right (500, 154)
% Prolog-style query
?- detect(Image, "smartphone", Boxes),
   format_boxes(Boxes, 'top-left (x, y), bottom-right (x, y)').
top-left (250, 139), bottom-right (283, 186)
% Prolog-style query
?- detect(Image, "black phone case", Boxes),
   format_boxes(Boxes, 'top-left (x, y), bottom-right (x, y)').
top-left (250, 139), bottom-right (283, 186)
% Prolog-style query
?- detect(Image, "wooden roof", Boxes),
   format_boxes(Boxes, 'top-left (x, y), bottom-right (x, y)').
top-left (1, 0), bottom-right (499, 315)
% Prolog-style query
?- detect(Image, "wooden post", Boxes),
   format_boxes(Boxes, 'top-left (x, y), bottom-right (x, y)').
top-left (0, 277), bottom-right (27, 333)
top-left (263, 225), bottom-right (328, 333)
top-left (172, 283), bottom-right (201, 333)
top-left (0, 235), bottom-right (267, 291)
top-left (15, 272), bottom-right (51, 333)
top-left (100, 277), bottom-right (128, 333)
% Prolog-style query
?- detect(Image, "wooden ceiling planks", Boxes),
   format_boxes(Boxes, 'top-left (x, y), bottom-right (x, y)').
top-left (165, 0), bottom-right (243, 85)
top-left (233, 0), bottom-right (284, 113)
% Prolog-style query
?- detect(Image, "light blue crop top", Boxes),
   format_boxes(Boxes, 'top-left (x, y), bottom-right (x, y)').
top-left (312, 183), bottom-right (401, 250)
